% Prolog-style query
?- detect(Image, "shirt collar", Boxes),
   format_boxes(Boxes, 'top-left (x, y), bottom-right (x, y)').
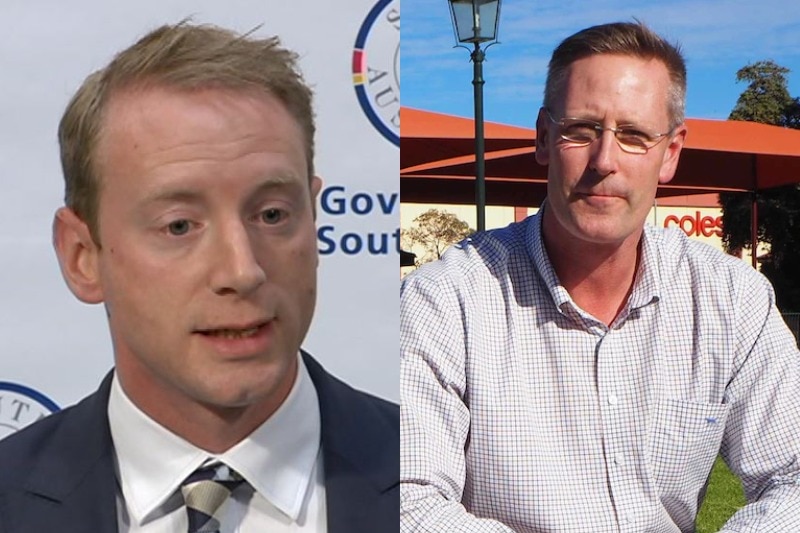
top-left (108, 353), bottom-right (321, 525)
top-left (528, 204), bottom-right (572, 311)
top-left (528, 205), bottom-right (662, 316)
top-left (630, 225), bottom-right (662, 309)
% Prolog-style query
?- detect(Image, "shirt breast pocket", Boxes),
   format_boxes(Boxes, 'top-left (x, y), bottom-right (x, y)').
top-left (648, 398), bottom-right (729, 515)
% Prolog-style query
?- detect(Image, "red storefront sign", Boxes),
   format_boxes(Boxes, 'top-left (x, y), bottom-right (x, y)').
top-left (664, 211), bottom-right (723, 238)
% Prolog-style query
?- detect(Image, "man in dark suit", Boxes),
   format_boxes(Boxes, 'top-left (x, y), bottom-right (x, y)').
top-left (0, 22), bottom-right (397, 532)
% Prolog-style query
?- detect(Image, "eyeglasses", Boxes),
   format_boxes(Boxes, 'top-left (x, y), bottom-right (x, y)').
top-left (543, 108), bottom-right (673, 154)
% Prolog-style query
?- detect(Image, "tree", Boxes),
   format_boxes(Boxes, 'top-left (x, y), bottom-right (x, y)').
top-left (783, 97), bottom-right (800, 129)
top-left (728, 61), bottom-right (792, 124)
top-left (720, 60), bottom-right (800, 312)
top-left (402, 209), bottom-right (474, 266)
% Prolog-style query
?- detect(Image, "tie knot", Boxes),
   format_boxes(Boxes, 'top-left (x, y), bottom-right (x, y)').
top-left (181, 463), bottom-right (245, 533)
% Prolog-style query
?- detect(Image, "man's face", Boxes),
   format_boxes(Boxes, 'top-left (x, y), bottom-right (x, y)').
top-left (536, 54), bottom-right (686, 249)
top-left (79, 86), bottom-right (321, 421)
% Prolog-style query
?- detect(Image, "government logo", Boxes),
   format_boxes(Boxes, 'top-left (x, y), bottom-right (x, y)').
top-left (0, 382), bottom-right (59, 440)
top-left (352, 0), bottom-right (399, 146)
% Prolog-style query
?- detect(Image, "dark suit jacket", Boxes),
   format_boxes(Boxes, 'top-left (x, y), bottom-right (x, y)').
top-left (0, 352), bottom-right (399, 532)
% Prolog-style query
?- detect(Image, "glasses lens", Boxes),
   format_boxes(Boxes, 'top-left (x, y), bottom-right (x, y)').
top-left (559, 119), bottom-right (599, 144)
top-left (615, 128), bottom-right (652, 153)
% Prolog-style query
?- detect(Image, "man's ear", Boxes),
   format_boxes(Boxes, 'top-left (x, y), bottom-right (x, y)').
top-left (535, 108), bottom-right (551, 165)
top-left (310, 175), bottom-right (323, 221)
top-left (52, 207), bottom-right (104, 304)
top-left (311, 175), bottom-right (323, 200)
top-left (658, 123), bottom-right (688, 185)
top-left (310, 176), bottom-right (323, 268)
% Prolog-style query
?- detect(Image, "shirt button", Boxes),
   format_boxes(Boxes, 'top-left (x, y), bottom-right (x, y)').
top-left (608, 394), bottom-right (619, 406)
top-left (614, 454), bottom-right (625, 466)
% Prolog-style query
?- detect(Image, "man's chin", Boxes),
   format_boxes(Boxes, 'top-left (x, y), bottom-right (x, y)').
top-left (203, 362), bottom-right (296, 408)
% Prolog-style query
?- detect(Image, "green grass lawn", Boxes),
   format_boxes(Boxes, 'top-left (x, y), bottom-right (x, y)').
top-left (695, 456), bottom-right (747, 533)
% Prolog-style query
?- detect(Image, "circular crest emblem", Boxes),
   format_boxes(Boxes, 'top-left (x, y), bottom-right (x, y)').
top-left (0, 382), bottom-right (59, 440)
top-left (352, 0), bottom-right (400, 146)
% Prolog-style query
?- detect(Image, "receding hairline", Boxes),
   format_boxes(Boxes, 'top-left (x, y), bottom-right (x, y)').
top-left (548, 53), bottom-right (675, 106)
top-left (86, 83), bottom-right (316, 223)
top-left (95, 82), bottom-right (312, 165)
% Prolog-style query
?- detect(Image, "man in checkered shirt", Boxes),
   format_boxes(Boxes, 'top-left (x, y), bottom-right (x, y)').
top-left (400, 21), bottom-right (800, 533)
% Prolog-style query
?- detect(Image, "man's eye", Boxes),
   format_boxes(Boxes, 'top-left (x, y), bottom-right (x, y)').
top-left (261, 208), bottom-right (285, 225)
top-left (167, 219), bottom-right (191, 236)
top-left (562, 122), bottom-right (598, 141)
top-left (617, 128), bottom-right (651, 146)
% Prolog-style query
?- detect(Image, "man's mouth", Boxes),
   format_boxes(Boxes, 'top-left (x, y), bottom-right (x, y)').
top-left (196, 320), bottom-right (271, 339)
top-left (202, 326), bottom-right (262, 339)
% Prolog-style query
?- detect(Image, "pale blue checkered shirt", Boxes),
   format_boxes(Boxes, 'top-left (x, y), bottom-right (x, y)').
top-left (400, 212), bottom-right (800, 533)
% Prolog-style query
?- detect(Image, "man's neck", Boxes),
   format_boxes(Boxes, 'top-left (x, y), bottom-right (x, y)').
top-left (542, 214), bottom-right (642, 326)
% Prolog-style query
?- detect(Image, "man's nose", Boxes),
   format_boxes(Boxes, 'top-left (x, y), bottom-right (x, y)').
top-left (208, 221), bottom-right (267, 296)
top-left (588, 129), bottom-right (621, 177)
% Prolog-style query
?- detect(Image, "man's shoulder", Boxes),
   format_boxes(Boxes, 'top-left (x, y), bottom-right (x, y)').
top-left (0, 408), bottom-right (60, 481)
top-left (647, 224), bottom-right (757, 275)
top-left (337, 380), bottom-right (399, 422)
top-left (646, 224), bottom-right (772, 299)
top-left (0, 397), bottom-right (91, 488)
top-left (404, 217), bottom-right (535, 286)
top-left (302, 351), bottom-right (398, 428)
top-left (0, 376), bottom-right (111, 491)
top-left (449, 217), bottom-right (532, 266)
top-left (302, 351), bottom-right (398, 489)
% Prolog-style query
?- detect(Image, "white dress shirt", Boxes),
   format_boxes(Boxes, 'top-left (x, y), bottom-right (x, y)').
top-left (400, 211), bottom-right (800, 533)
top-left (108, 354), bottom-right (327, 532)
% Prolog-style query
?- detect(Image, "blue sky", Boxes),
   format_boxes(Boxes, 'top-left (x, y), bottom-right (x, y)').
top-left (402, 0), bottom-right (800, 128)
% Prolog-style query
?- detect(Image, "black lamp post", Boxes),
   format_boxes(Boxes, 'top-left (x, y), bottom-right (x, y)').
top-left (448, 0), bottom-right (501, 232)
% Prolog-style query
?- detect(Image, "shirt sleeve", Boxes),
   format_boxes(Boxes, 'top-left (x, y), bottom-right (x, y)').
top-left (400, 267), bottom-right (518, 533)
top-left (718, 272), bottom-right (800, 532)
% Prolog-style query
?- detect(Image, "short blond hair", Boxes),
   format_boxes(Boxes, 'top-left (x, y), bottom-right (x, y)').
top-left (58, 21), bottom-right (315, 243)
top-left (544, 21), bottom-right (686, 129)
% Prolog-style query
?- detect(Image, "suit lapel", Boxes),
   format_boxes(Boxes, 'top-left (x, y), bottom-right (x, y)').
top-left (302, 352), bottom-right (399, 533)
top-left (17, 372), bottom-right (118, 533)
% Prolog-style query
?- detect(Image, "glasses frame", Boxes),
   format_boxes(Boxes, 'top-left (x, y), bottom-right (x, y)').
top-left (543, 107), bottom-right (674, 154)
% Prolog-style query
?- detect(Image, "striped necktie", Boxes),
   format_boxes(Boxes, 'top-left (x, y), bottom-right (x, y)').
top-left (181, 463), bottom-right (245, 533)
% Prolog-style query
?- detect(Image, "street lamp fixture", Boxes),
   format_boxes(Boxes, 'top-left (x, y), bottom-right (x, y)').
top-left (448, 0), bottom-right (502, 232)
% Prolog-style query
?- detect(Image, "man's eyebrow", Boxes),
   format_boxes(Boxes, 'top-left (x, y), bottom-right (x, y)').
top-left (139, 188), bottom-right (206, 207)
top-left (245, 175), bottom-right (310, 204)
top-left (250, 173), bottom-right (303, 193)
